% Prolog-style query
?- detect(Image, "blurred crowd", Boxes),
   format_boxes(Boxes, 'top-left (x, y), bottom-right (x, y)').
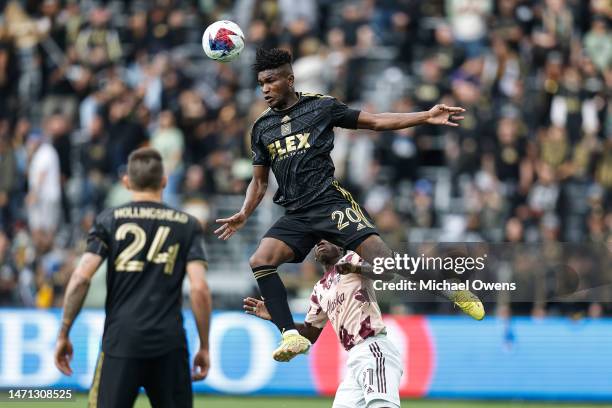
top-left (0, 0), bottom-right (610, 316)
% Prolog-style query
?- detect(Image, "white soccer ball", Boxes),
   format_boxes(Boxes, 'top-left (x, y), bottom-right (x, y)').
top-left (202, 20), bottom-right (245, 62)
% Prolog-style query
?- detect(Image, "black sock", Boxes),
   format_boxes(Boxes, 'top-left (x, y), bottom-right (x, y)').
top-left (253, 265), bottom-right (296, 332)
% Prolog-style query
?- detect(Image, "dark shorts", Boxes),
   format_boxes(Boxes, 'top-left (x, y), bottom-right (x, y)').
top-left (264, 181), bottom-right (379, 263)
top-left (89, 347), bottom-right (192, 408)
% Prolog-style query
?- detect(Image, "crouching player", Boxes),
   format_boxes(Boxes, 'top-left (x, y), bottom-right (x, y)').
top-left (244, 240), bottom-right (402, 408)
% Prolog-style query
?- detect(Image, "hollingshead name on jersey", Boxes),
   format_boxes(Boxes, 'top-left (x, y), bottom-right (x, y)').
top-left (267, 133), bottom-right (311, 160)
top-left (114, 207), bottom-right (189, 224)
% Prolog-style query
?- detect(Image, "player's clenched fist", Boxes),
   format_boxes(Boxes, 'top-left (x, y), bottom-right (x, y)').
top-left (215, 211), bottom-right (248, 240)
top-left (192, 349), bottom-right (210, 381)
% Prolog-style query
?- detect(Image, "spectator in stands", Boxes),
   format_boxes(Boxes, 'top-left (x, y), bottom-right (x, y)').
top-left (0, 0), bottom-right (607, 315)
top-left (4, 1), bottom-right (47, 116)
top-left (46, 114), bottom-right (73, 223)
top-left (292, 38), bottom-right (328, 95)
top-left (584, 16), bottom-right (612, 73)
top-left (75, 5), bottom-right (122, 70)
top-left (80, 114), bottom-right (110, 214)
top-left (411, 179), bottom-right (437, 229)
top-left (431, 23), bottom-right (465, 76)
top-left (0, 230), bottom-right (18, 305)
top-left (527, 162), bottom-right (560, 223)
top-left (106, 94), bottom-right (148, 175)
top-left (0, 32), bottom-right (17, 118)
top-left (446, 0), bottom-right (492, 57)
top-left (0, 131), bottom-right (16, 231)
top-left (152, 110), bottom-right (185, 207)
top-left (26, 130), bottom-right (61, 254)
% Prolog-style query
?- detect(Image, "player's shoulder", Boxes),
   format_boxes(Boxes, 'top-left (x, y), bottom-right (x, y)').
top-left (184, 212), bottom-right (204, 232)
top-left (300, 92), bottom-right (336, 105)
top-left (93, 206), bottom-right (116, 228)
top-left (300, 92), bottom-right (334, 100)
top-left (251, 107), bottom-right (273, 134)
top-left (300, 93), bottom-right (343, 111)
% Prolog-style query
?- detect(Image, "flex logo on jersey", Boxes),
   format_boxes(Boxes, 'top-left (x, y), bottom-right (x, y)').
top-left (267, 133), bottom-right (311, 160)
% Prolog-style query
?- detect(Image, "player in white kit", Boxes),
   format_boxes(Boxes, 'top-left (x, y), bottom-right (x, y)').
top-left (244, 240), bottom-right (402, 408)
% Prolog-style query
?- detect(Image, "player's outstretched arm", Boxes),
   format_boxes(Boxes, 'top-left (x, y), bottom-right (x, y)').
top-left (244, 297), bottom-right (323, 344)
top-left (188, 261), bottom-right (212, 381)
top-left (357, 104), bottom-right (466, 131)
top-left (55, 253), bottom-right (103, 376)
top-left (214, 165), bottom-right (269, 240)
top-left (336, 259), bottom-right (395, 282)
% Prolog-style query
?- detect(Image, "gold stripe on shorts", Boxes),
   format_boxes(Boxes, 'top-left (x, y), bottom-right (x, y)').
top-left (88, 351), bottom-right (104, 408)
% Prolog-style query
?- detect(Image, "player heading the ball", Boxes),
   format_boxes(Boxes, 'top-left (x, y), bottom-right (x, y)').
top-left (216, 48), bottom-right (484, 363)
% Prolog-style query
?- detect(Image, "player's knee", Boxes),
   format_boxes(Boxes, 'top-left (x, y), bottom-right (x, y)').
top-left (355, 234), bottom-right (393, 264)
top-left (366, 400), bottom-right (399, 408)
top-left (249, 253), bottom-right (277, 269)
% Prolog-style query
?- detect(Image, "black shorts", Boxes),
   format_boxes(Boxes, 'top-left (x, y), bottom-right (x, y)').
top-left (89, 347), bottom-right (192, 408)
top-left (264, 181), bottom-right (379, 263)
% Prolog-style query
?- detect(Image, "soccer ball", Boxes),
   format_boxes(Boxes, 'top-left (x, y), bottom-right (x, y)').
top-left (202, 20), bottom-right (245, 62)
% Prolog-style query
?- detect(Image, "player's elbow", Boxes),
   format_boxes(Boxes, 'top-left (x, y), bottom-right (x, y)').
top-left (71, 268), bottom-right (93, 286)
top-left (255, 179), bottom-right (268, 194)
top-left (365, 114), bottom-right (386, 131)
top-left (358, 112), bottom-right (384, 131)
top-left (191, 280), bottom-right (211, 305)
top-left (191, 279), bottom-right (210, 297)
top-left (377, 273), bottom-right (395, 282)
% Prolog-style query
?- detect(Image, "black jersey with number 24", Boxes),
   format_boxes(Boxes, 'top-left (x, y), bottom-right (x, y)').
top-left (86, 201), bottom-right (207, 358)
top-left (251, 93), bottom-right (361, 211)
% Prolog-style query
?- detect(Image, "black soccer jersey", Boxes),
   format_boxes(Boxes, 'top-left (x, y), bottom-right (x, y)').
top-left (86, 201), bottom-right (207, 358)
top-left (251, 93), bottom-right (361, 211)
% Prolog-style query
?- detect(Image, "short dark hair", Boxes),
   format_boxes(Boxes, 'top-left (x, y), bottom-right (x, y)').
top-left (252, 48), bottom-right (292, 74)
top-left (127, 147), bottom-right (164, 191)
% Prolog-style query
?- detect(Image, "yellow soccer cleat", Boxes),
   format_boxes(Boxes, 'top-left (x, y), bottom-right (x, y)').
top-left (452, 290), bottom-right (486, 321)
top-left (272, 331), bottom-right (311, 362)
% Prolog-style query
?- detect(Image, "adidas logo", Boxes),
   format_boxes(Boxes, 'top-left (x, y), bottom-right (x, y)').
top-left (357, 223), bottom-right (366, 231)
top-left (366, 386), bottom-right (375, 394)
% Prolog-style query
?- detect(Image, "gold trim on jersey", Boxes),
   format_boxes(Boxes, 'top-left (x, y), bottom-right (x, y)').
top-left (300, 92), bottom-right (333, 99)
top-left (331, 180), bottom-right (375, 228)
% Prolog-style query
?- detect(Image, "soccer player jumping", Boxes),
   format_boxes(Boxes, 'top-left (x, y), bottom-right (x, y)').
top-left (245, 241), bottom-right (402, 408)
top-left (216, 48), bottom-right (484, 362)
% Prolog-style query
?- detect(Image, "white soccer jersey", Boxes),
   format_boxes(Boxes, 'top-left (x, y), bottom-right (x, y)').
top-left (304, 252), bottom-right (402, 407)
top-left (304, 252), bottom-right (387, 351)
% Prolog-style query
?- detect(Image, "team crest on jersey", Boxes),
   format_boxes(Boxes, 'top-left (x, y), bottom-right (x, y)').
top-left (281, 115), bottom-right (291, 136)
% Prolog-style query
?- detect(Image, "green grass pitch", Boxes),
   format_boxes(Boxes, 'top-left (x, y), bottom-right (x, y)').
top-left (0, 394), bottom-right (608, 407)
